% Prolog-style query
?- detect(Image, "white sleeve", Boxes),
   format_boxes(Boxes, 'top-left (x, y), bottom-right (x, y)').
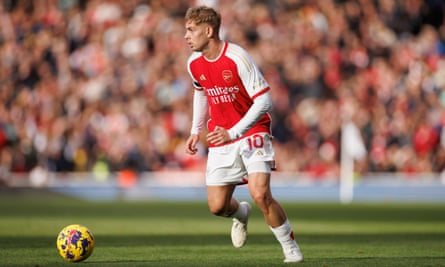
top-left (228, 44), bottom-right (269, 97)
top-left (190, 89), bottom-right (208, 135)
top-left (227, 91), bottom-right (272, 139)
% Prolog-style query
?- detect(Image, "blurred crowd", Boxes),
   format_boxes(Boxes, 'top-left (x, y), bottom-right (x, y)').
top-left (0, 0), bottom-right (445, 182)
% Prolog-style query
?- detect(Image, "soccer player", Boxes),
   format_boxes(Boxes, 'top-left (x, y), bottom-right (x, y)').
top-left (184, 6), bottom-right (303, 263)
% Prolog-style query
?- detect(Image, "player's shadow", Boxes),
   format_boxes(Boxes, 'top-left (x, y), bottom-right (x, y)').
top-left (4, 232), bottom-right (445, 248)
top-left (95, 233), bottom-right (277, 247)
top-left (94, 231), bottom-right (445, 247)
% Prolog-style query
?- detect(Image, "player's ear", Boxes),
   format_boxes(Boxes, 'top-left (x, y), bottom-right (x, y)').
top-left (206, 25), bottom-right (213, 38)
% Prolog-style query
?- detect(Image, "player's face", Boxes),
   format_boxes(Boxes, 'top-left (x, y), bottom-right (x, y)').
top-left (184, 20), bottom-right (210, 52)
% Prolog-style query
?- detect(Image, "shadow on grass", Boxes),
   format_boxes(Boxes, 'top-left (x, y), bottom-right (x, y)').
top-left (1, 233), bottom-right (445, 267)
top-left (2, 232), bottom-right (445, 248)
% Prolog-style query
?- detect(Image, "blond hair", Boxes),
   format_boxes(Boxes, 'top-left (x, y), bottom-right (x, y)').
top-left (185, 6), bottom-right (221, 36)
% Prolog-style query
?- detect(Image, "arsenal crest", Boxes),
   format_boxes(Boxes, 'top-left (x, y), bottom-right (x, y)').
top-left (222, 70), bottom-right (233, 83)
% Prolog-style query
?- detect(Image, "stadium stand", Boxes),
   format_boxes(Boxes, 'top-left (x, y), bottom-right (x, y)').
top-left (0, 0), bottom-right (444, 184)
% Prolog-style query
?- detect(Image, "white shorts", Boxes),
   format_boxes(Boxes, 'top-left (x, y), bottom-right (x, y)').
top-left (206, 133), bottom-right (275, 186)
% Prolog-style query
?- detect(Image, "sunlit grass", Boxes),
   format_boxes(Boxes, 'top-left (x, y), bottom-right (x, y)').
top-left (0, 190), bottom-right (444, 266)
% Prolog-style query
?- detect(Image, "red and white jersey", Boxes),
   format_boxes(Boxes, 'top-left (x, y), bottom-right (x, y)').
top-left (187, 42), bottom-right (271, 140)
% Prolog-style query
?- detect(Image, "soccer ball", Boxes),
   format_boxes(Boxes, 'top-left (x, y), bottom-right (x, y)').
top-left (56, 224), bottom-right (95, 262)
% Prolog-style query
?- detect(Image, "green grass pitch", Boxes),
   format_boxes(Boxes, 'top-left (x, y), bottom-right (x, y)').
top-left (0, 189), bottom-right (444, 267)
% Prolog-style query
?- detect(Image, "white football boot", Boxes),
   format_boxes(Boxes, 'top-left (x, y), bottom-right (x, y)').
top-left (231, 201), bottom-right (251, 248)
top-left (283, 243), bottom-right (304, 263)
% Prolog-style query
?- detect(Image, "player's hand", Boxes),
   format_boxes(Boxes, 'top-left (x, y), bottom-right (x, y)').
top-left (185, 134), bottom-right (200, 155)
top-left (207, 126), bottom-right (230, 146)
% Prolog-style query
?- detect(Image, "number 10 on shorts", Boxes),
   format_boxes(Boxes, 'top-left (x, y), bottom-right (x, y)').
top-left (246, 134), bottom-right (265, 150)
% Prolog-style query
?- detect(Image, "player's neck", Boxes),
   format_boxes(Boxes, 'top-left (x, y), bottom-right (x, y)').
top-left (203, 40), bottom-right (224, 60)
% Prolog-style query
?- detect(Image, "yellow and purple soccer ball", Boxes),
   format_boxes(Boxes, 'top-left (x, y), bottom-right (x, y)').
top-left (56, 224), bottom-right (95, 262)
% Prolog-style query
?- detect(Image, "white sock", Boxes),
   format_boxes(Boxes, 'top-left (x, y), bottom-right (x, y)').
top-left (231, 200), bottom-right (248, 223)
top-left (269, 219), bottom-right (298, 249)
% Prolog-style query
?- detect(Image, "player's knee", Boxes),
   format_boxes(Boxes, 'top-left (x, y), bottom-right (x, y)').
top-left (251, 192), bottom-right (273, 209)
top-left (208, 204), bottom-right (229, 217)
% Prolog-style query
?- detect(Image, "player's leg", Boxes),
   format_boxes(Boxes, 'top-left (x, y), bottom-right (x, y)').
top-left (205, 140), bottom-right (251, 248)
top-left (247, 172), bottom-right (303, 263)
top-left (206, 184), bottom-right (237, 216)
top-left (206, 184), bottom-right (251, 248)
top-left (247, 172), bottom-right (285, 226)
